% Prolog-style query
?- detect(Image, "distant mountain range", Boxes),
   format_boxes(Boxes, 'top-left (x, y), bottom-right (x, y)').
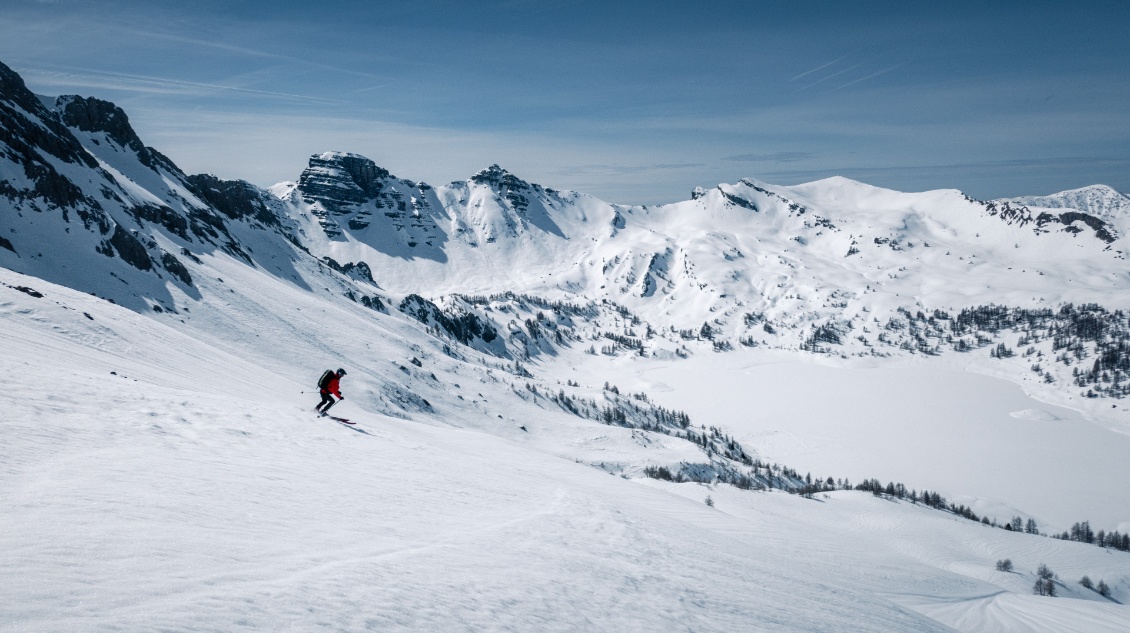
top-left (3, 58), bottom-right (1130, 402)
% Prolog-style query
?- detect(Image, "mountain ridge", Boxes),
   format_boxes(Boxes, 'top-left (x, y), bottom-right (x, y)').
top-left (3, 58), bottom-right (1130, 409)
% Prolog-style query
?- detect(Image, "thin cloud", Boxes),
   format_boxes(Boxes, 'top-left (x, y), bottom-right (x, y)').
top-left (724, 152), bottom-right (815, 163)
top-left (554, 162), bottom-right (704, 177)
top-left (834, 64), bottom-right (904, 90)
top-left (23, 66), bottom-right (350, 104)
top-left (789, 53), bottom-right (853, 82)
top-left (127, 28), bottom-right (393, 82)
top-left (795, 61), bottom-right (867, 91)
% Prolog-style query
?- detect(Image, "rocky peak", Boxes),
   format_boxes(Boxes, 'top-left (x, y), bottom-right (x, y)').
top-left (1001, 185), bottom-right (1130, 223)
top-left (56, 95), bottom-right (143, 150)
top-left (185, 174), bottom-right (278, 226)
top-left (0, 61), bottom-right (98, 171)
top-left (0, 61), bottom-right (54, 120)
top-left (297, 152), bottom-right (392, 211)
top-left (55, 95), bottom-right (173, 173)
top-left (470, 164), bottom-right (532, 192)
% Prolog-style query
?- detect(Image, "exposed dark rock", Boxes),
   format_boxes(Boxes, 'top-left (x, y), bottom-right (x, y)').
top-left (129, 203), bottom-right (189, 240)
top-left (400, 294), bottom-right (499, 346)
top-left (471, 165), bottom-right (537, 214)
top-left (56, 95), bottom-right (169, 173)
top-left (360, 295), bottom-right (386, 312)
top-left (0, 63), bottom-right (120, 238)
top-left (321, 257), bottom-right (376, 284)
top-left (0, 63), bottom-right (112, 219)
top-left (722, 191), bottom-right (758, 211)
top-left (105, 225), bottom-right (153, 271)
top-left (979, 196), bottom-right (1116, 243)
top-left (1056, 211), bottom-right (1115, 243)
top-left (470, 164), bottom-right (531, 191)
top-left (297, 152), bottom-right (391, 211)
top-left (26, 158), bottom-right (102, 214)
top-left (11, 285), bottom-right (43, 298)
top-left (142, 146), bottom-right (185, 176)
top-left (160, 251), bottom-right (193, 286)
top-left (0, 61), bottom-right (97, 168)
top-left (0, 236), bottom-right (15, 254)
top-left (186, 174), bottom-right (279, 226)
top-left (179, 247), bottom-right (202, 264)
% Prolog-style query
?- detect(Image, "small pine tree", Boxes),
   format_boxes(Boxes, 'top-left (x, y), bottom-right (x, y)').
top-left (1080, 575), bottom-right (1093, 589)
top-left (1045, 579), bottom-right (1057, 597)
top-left (1033, 578), bottom-right (1047, 596)
top-left (995, 559), bottom-right (1013, 572)
top-left (1037, 563), bottom-right (1054, 580)
top-left (1097, 580), bottom-right (1111, 598)
top-left (705, 495), bottom-right (714, 507)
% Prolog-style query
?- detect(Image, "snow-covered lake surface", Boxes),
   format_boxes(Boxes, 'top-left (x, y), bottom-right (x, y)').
top-left (568, 352), bottom-right (1130, 532)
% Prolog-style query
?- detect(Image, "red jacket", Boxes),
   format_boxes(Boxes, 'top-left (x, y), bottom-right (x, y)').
top-left (323, 374), bottom-right (342, 398)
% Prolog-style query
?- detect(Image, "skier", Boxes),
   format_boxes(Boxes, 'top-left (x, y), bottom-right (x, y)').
top-left (315, 368), bottom-right (347, 416)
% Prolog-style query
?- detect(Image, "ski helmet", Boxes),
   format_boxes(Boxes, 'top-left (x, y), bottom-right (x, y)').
top-left (337, 368), bottom-right (347, 376)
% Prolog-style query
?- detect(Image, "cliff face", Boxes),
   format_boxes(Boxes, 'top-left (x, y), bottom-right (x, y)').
top-left (0, 62), bottom-right (106, 218)
top-left (0, 62), bottom-right (304, 310)
top-left (297, 151), bottom-right (392, 211)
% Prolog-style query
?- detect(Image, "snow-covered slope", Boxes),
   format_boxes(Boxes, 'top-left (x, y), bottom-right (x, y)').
top-left (4, 268), bottom-right (1128, 632)
top-left (1001, 184), bottom-right (1130, 224)
top-left (3, 59), bottom-right (1130, 631)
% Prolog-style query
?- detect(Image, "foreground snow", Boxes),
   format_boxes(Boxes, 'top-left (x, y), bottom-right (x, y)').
top-left (2, 270), bottom-right (1128, 632)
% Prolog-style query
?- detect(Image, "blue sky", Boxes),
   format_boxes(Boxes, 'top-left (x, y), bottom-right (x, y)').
top-left (3, 0), bottom-right (1128, 203)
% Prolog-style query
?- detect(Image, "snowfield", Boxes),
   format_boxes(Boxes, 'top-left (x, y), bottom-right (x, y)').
top-left (562, 350), bottom-right (1130, 531)
top-left (2, 268), bottom-right (1128, 632)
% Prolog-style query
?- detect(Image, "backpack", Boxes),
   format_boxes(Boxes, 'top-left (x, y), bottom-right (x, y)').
top-left (318, 369), bottom-right (334, 390)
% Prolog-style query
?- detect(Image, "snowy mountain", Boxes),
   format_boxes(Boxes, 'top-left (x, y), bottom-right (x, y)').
top-left (3, 59), bottom-right (1129, 631)
top-left (266, 150), bottom-right (1130, 408)
top-left (1001, 184), bottom-right (1130, 225)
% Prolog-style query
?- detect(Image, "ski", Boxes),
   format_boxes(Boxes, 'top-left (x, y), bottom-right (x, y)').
top-left (326, 415), bottom-right (354, 425)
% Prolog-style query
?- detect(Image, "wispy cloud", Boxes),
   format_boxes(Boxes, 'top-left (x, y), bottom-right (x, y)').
top-left (833, 64), bottom-right (904, 90)
top-left (553, 162), bottom-right (705, 177)
top-left (723, 152), bottom-right (815, 163)
top-left (789, 53), bottom-right (853, 82)
top-left (21, 66), bottom-right (350, 104)
top-left (124, 28), bottom-right (394, 82)
top-left (796, 60), bottom-right (869, 91)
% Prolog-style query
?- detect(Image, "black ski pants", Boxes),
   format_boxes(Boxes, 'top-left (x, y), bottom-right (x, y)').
top-left (317, 390), bottom-right (337, 412)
